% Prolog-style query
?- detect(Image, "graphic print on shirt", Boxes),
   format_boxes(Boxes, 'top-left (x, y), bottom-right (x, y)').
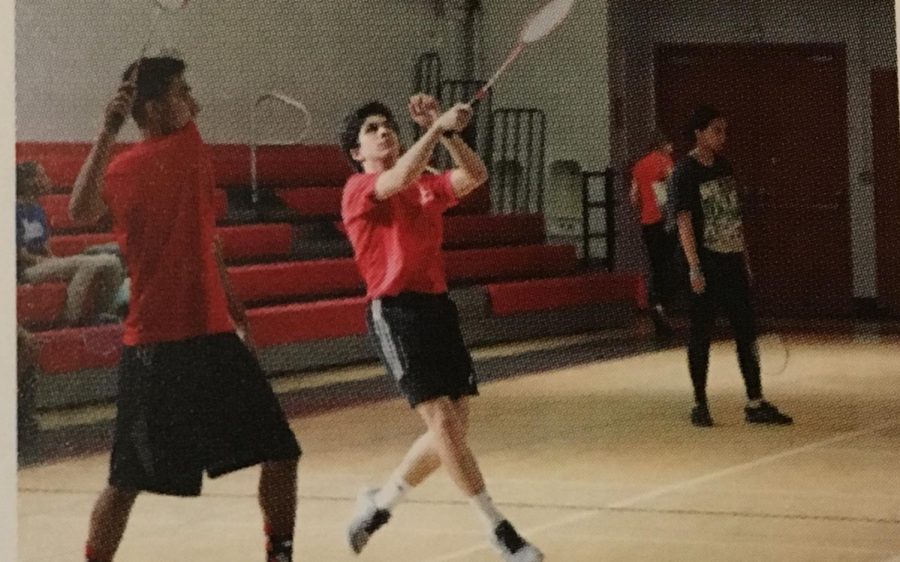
top-left (20, 217), bottom-right (46, 246)
top-left (652, 180), bottom-right (669, 209)
top-left (699, 175), bottom-right (745, 253)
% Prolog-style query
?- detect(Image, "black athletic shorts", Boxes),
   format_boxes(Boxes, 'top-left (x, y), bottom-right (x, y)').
top-left (366, 292), bottom-right (478, 408)
top-left (109, 332), bottom-right (301, 497)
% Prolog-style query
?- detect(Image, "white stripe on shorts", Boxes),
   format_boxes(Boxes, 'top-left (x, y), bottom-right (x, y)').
top-left (370, 299), bottom-right (407, 381)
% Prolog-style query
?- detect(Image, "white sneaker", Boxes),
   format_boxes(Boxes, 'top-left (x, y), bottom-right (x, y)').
top-left (491, 520), bottom-right (544, 562)
top-left (347, 488), bottom-right (391, 554)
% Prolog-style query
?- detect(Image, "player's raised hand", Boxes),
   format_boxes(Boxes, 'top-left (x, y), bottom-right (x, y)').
top-left (409, 93), bottom-right (441, 129)
top-left (434, 103), bottom-right (473, 134)
top-left (103, 67), bottom-right (139, 135)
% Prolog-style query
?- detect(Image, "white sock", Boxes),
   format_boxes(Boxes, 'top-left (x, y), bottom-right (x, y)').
top-left (373, 478), bottom-right (411, 511)
top-left (469, 490), bottom-right (505, 532)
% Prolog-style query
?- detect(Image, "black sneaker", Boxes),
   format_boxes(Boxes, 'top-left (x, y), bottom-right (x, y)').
top-left (266, 538), bottom-right (293, 562)
top-left (651, 307), bottom-right (675, 342)
top-left (267, 550), bottom-right (292, 562)
top-left (690, 404), bottom-right (714, 427)
top-left (491, 520), bottom-right (544, 562)
top-left (347, 488), bottom-right (391, 554)
top-left (745, 401), bottom-right (793, 425)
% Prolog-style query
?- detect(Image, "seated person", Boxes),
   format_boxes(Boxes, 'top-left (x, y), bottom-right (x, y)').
top-left (16, 161), bottom-right (125, 325)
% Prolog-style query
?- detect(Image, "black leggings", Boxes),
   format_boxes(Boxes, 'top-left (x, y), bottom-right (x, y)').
top-left (641, 222), bottom-right (677, 308)
top-left (688, 252), bottom-right (762, 405)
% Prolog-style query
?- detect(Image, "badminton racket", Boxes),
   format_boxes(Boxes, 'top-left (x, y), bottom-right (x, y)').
top-left (469, 0), bottom-right (577, 104)
top-left (138, 0), bottom-right (191, 61)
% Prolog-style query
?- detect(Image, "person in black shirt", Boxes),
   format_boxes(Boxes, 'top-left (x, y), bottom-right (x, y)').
top-left (672, 105), bottom-right (792, 428)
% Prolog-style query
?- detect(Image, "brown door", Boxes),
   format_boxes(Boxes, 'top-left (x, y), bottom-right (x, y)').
top-left (872, 68), bottom-right (900, 316)
top-left (656, 44), bottom-right (852, 317)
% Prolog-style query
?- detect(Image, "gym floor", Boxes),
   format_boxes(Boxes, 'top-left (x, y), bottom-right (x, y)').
top-left (17, 329), bottom-right (900, 561)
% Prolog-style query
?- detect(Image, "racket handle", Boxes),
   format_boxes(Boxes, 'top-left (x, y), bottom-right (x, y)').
top-left (467, 88), bottom-right (487, 106)
top-left (468, 42), bottom-right (526, 105)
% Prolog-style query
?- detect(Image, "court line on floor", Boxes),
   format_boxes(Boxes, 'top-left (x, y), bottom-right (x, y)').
top-left (17, 485), bottom-right (899, 527)
top-left (426, 419), bottom-right (900, 562)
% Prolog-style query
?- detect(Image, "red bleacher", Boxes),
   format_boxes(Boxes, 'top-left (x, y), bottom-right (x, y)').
top-left (21, 216), bottom-right (547, 327)
top-left (32, 269), bottom-right (644, 375)
top-left (47, 224), bottom-right (292, 260)
top-left (445, 245), bottom-right (576, 282)
top-left (17, 142), bottom-right (103, 190)
top-left (208, 144), bottom-right (252, 187)
top-left (35, 324), bottom-right (124, 375)
top-left (275, 187), bottom-right (344, 217)
top-left (217, 223), bottom-right (293, 261)
top-left (17, 283), bottom-right (68, 327)
top-left (444, 213), bottom-right (544, 248)
top-left (34, 297), bottom-right (372, 374)
top-left (248, 297), bottom-right (369, 347)
top-left (18, 142), bottom-right (352, 190)
top-left (48, 233), bottom-right (117, 256)
top-left (275, 185), bottom-right (491, 219)
top-left (19, 140), bottom-right (641, 383)
top-left (38, 191), bottom-right (228, 233)
top-left (230, 259), bottom-right (361, 303)
top-left (487, 273), bottom-right (649, 316)
top-left (228, 245), bottom-right (576, 304)
top-left (211, 144), bottom-right (351, 187)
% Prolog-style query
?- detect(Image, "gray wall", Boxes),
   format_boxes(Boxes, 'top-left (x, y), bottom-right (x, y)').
top-left (16, 0), bottom-right (463, 144)
top-left (17, 0), bottom-right (897, 300)
top-left (478, 0), bottom-right (611, 172)
top-left (477, 0), bottom-right (611, 247)
top-left (609, 0), bottom-right (897, 299)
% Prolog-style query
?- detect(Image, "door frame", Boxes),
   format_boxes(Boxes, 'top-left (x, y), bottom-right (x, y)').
top-left (872, 67), bottom-right (900, 316)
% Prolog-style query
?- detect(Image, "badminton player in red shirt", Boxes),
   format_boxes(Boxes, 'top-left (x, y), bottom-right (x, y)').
top-left (70, 57), bottom-right (300, 562)
top-left (630, 132), bottom-right (677, 339)
top-left (340, 94), bottom-right (543, 562)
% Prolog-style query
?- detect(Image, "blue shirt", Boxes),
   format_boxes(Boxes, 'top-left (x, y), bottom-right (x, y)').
top-left (16, 201), bottom-right (50, 254)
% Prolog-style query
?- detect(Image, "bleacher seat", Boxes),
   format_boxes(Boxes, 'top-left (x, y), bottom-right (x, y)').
top-left (487, 273), bottom-right (648, 316)
top-left (445, 245), bottom-right (577, 282)
top-left (229, 259), bottom-right (361, 303)
top-left (35, 324), bottom-right (123, 375)
top-left (247, 297), bottom-right (368, 347)
top-left (18, 140), bottom-right (637, 391)
top-left (443, 213), bottom-right (545, 248)
top-left (37, 190), bottom-right (228, 233)
top-left (228, 245), bottom-right (577, 304)
top-left (48, 233), bottom-right (116, 257)
top-left (17, 283), bottom-right (68, 327)
top-left (275, 187), bottom-right (344, 217)
top-left (217, 223), bottom-right (293, 261)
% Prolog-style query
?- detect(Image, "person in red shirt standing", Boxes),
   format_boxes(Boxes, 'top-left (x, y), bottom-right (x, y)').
top-left (340, 95), bottom-right (543, 562)
top-left (630, 132), bottom-right (677, 339)
top-left (69, 57), bottom-right (301, 562)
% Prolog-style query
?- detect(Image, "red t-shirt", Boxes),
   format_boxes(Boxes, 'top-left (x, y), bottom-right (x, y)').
top-left (341, 171), bottom-right (458, 299)
top-left (632, 150), bottom-right (674, 225)
top-left (103, 121), bottom-right (234, 345)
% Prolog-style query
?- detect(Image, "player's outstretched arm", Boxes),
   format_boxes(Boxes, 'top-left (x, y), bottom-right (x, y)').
top-left (71, 71), bottom-right (137, 223)
top-left (441, 121), bottom-right (488, 199)
top-left (374, 95), bottom-right (469, 200)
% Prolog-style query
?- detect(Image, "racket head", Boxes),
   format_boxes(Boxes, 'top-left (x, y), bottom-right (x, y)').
top-left (519, 0), bottom-right (577, 44)
top-left (758, 331), bottom-right (791, 377)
